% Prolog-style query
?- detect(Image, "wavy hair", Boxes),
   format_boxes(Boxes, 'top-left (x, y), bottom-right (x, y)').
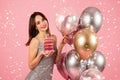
top-left (26, 12), bottom-right (50, 46)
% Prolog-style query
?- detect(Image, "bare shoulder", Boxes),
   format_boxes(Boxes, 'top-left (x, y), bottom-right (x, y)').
top-left (29, 38), bottom-right (39, 47)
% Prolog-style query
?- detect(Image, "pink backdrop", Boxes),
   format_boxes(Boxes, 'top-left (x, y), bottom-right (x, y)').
top-left (0, 0), bottom-right (120, 80)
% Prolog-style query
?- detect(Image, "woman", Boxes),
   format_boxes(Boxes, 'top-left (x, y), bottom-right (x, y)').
top-left (25, 12), bottom-right (67, 80)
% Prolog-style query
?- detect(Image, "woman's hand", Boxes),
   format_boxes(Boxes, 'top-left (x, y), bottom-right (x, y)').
top-left (60, 36), bottom-right (69, 46)
top-left (55, 36), bottom-right (69, 63)
top-left (42, 50), bottom-right (55, 57)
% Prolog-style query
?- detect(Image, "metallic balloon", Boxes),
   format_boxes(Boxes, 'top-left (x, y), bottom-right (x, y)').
top-left (73, 28), bottom-right (98, 60)
top-left (80, 68), bottom-right (104, 80)
top-left (80, 7), bottom-right (103, 32)
top-left (80, 59), bottom-right (88, 71)
top-left (66, 33), bottom-right (74, 45)
top-left (87, 51), bottom-right (106, 72)
top-left (61, 15), bottom-right (79, 35)
top-left (65, 24), bottom-right (82, 45)
top-left (66, 30), bottom-right (78, 45)
top-left (65, 49), bottom-right (82, 80)
top-left (56, 53), bottom-right (70, 80)
top-left (55, 14), bottom-right (65, 32)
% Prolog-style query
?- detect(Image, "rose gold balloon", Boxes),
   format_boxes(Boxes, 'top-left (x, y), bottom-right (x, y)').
top-left (73, 28), bottom-right (98, 60)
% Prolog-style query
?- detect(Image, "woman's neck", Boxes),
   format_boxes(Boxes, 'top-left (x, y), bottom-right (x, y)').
top-left (37, 31), bottom-right (48, 38)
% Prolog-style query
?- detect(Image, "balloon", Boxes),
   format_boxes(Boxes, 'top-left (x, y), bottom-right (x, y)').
top-left (55, 14), bottom-right (65, 32)
top-left (80, 68), bottom-right (104, 80)
top-left (55, 7), bottom-right (78, 32)
top-left (66, 32), bottom-right (74, 45)
top-left (61, 15), bottom-right (79, 36)
top-left (80, 7), bottom-right (103, 32)
top-left (65, 49), bottom-right (82, 80)
top-left (73, 28), bottom-right (98, 60)
top-left (66, 24), bottom-right (82, 45)
top-left (66, 30), bottom-right (77, 45)
top-left (56, 53), bottom-right (70, 80)
top-left (87, 51), bottom-right (106, 72)
top-left (80, 59), bottom-right (88, 72)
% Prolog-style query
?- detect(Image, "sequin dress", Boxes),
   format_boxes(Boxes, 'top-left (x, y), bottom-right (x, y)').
top-left (25, 41), bottom-right (57, 80)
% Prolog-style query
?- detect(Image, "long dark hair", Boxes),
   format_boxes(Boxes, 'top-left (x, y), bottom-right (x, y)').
top-left (26, 12), bottom-right (50, 46)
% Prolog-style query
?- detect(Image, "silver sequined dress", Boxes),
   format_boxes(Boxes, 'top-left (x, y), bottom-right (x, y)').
top-left (25, 41), bottom-right (57, 80)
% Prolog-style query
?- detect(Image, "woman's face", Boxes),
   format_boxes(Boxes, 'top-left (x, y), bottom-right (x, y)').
top-left (35, 15), bottom-right (48, 32)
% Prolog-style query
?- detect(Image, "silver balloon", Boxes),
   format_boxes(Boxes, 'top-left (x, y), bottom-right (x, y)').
top-left (65, 49), bottom-right (82, 80)
top-left (56, 52), bottom-right (70, 80)
top-left (80, 7), bottom-right (103, 32)
top-left (65, 25), bottom-right (82, 45)
top-left (87, 51), bottom-right (106, 72)
top-left (55, 14), bottom-right (65, 32)
top-left (80, 68), bottom-right (104, 80)
top-left (61, 15), bottom-right (79, 35)
top-left (80, 60), bottom-right (88, 71)
top-left (66, 30), bottom-right (78, 45)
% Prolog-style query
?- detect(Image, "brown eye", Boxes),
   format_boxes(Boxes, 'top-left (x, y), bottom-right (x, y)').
top-left (36, 21), bottom-right (40, 25)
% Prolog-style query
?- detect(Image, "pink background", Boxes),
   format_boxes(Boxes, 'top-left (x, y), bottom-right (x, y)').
top-left (0, 0), bottom-right (120, 80)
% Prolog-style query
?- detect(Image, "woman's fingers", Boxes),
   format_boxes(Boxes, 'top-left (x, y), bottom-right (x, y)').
top-left (61, 36), bottom-right (69, 44)
top-left (44, 50), bottom-right (55, 57)
top-left (47, 50), bottom-right (54, 57)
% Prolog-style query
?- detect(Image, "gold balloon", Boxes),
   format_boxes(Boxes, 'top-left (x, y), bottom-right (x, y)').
top-left (73, 28), bottom-right (98, 60)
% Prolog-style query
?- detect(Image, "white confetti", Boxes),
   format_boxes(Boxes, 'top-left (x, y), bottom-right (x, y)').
top-left (111, 8), bottom-right (114, 10)
top-left (117, 0), bottom-right (120, 4)
top-left (16, 41), bottom-right (21, 46)
top-left (107, 21), bottom-right (109, 23)
top-left (6, 17), bottom-right (9, 20)
top-left (18, 68), bottom-right (21, 71)
top-left (99, 2), bottom-right (102, 5)
top-left (108, 64), bottom-right (111, 67)
top-left (0, 77), bottom-right (2, 79)
top-left (116, 44), bottom-right (119, 47)
top-left (21, 61), bottom-right (23, 64)
top-left (62, 0), bottom-right (65, 2)
top-left (99, 36), bottom-right (103, 40)
top-left (103, 17), bottom-right (105, 20)
top-left (118, 47), bottom-right (120, 51)
top-left (107, 52), bottom-right (110, 56)
top-left (112, 58), bottom-right (116, 61)
top-left (53, 5), bottom-right (56, 8)
top-left (9, 56), bottom-right (13, 59)
top-left (107, 10), bottom-right (110, 13)
top-left (107, 28), bottom-right (110, 31)
top-left (114, 26), bottom-right (117, 29)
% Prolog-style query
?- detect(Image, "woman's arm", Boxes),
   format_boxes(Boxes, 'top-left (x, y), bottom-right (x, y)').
top-left (28, 38), bottom-right (44, 70)
top-left (55, 36), bottom-right (68, 64)
top-left (50, 34), bottom-right (59, 64)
